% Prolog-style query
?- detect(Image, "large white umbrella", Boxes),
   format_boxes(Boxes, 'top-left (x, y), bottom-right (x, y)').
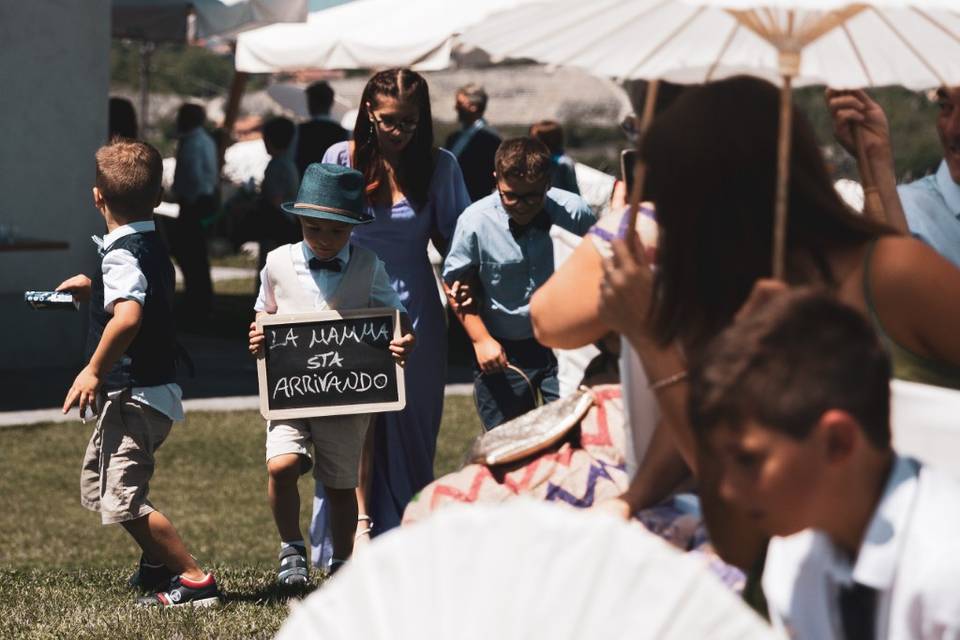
top-left (234, 0), bottom-right (541, 73)
top-left (461, 0), bottom-right (960, 277)
top-left (275, 501), bottom-right (774, 640)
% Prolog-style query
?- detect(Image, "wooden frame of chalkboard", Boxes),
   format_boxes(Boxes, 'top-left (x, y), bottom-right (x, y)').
top-left (256, 308), bottom-right (406, 420)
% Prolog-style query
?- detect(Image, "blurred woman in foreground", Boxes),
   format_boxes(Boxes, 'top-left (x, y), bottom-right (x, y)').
top-left (531, 76), bottom-right (960, 574)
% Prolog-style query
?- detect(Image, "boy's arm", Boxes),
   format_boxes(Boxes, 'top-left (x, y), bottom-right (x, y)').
top-left (249, 311), bottom-right (270, 356)
top-left (63, 299), bottom-right (142, 415)
top-left (389, 312), bottom-right (417, 367)
top-left (441, 221), bottom-right (508, 373)
top-left (56, 274), bottom-right (92, 303)
top-left (457, 309), bottom-right (508, 374)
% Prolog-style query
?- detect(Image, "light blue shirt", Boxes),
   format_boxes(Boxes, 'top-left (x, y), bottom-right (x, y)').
top-left (442, 188), bottom-right (596, 340)
top-left (172, 126), bottom-right (218, 203)
top-left (897, 160), bottom-right (960, 269)
top-left (254, 241), bottom-right (405, 314)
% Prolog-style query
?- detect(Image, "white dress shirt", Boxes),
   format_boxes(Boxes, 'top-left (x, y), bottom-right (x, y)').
top-left (96, 220), bottom-right (184, 422)
top-left (763, 455), bottom-right (960, 639)
top-left (255, 241), bottom-right (405, 314)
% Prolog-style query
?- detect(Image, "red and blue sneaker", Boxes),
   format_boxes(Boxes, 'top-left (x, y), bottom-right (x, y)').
top-left (137, 573), bottom-right (221, 608)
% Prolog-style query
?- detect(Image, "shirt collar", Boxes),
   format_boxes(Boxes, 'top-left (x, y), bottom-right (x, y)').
top-left (935, 160), bottom-right (960, 217)
top-left (492, 191), bottom-right (555, 233)
top-left (301, 240), bottom-right (350, 266)
top-left (826, 455), bottom-right (921, 590)
top-left (98, 220), bottom-right (156, 251)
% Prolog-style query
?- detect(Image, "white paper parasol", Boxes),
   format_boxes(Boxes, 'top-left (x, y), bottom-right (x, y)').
top-left (461, 0), bottom-right (960, 277)
top-left (275, 501), bottom-right (774, 640)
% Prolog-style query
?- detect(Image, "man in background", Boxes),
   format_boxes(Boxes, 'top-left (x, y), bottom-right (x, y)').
top-left (168, 102), bottom-right (216, 319)
top-left (446, 83), bottom-right (501, 202)
top-left (295, 81), bottom-right (348, 179)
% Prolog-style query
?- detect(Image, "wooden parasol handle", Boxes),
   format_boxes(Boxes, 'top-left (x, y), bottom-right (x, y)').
top-left (852, 123), bottom-right (884, 221)
top-left (772, 75), bottom-right (794, 281)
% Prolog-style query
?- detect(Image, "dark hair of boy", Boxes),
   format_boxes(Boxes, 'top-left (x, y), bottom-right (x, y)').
top-left (263, 117), bottom-right (296, 151)
top-left (95, 140), bottom-right (163, 220)
top-left (176, 103), bottom-right (207, 133)
top-left (306, 81), bottom-right (335, 116)
top-left (495, 137), bottom-right (552, 182)
top-left (688, 288), bottom-right (892, 450)
top-left (529, 120), bottom-right (564, 156)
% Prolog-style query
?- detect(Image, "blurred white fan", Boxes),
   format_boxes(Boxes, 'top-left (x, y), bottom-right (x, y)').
top-left (276, 501), bottom-right (774, 640)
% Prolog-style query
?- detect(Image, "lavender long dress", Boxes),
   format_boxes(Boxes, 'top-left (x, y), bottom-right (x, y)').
top-left (310, 143), bottom-right (470, 565)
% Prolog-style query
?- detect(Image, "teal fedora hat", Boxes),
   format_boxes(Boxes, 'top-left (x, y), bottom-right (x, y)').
top-left (281, 163), bottom-right (373, 225)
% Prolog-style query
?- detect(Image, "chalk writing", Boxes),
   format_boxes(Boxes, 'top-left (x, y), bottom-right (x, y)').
top-left (258, 310), bottom-right (404, 418)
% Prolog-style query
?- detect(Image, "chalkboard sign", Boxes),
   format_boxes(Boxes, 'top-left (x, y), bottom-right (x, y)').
top-left (256, 308), bottom-right (406, 420)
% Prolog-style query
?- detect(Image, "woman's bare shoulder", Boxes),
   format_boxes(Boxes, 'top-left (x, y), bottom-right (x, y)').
top-left (870, 234), bottom-right (959, 294)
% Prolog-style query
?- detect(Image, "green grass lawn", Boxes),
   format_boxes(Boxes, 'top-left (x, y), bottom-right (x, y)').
top-left (0, 398), bottom-right (481, 639)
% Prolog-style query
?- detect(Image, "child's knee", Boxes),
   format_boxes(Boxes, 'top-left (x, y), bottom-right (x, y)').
top-left (267, 454), bottom-right (304, 483)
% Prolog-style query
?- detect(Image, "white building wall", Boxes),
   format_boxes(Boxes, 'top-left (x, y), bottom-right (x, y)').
top-left (0, 1), bottom-right (110, 369)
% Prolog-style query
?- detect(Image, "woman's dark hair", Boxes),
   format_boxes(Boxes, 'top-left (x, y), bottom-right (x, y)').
top-left (641, 75), bottom-right (892, 353)
top-left (352, 68), bottom-right (434, 205)
top-left (108, 97), bottom-right (138, 141)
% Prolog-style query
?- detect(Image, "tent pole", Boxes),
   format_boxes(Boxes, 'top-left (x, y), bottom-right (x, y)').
top-left (222, 70), bottom-right (249, 135)
top-left (139, 42), bottom-right (154, 134)
top-left (773, 73), bottom-right (793, 281)
top-left (626, 79), bottom-right (660, 234)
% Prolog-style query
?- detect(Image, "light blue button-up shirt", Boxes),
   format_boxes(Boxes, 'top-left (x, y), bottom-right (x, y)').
top-left (173, 127), bottom-right (218, 204)
top-left (442, 188), bottom-right (596, 340)
top-left (897, 160), bottom-right (960, 269)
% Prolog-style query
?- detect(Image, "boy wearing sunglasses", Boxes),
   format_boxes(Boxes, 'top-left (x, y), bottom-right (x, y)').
top-left (442, 137), bottom-right (595, 430)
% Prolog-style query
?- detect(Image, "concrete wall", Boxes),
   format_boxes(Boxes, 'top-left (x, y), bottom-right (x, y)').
top-left (0, 1), bottom-right (110, 369)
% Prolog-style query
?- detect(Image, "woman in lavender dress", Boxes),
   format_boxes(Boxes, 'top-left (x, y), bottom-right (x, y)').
top-left (310, 69), bottom-right (470, 563)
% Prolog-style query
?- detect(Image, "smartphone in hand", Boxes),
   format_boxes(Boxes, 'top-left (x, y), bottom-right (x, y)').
top-left (620, 149), bottom-right (638, 195)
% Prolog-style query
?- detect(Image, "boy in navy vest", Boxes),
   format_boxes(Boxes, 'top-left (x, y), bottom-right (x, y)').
top-left (248, 163), bottom-right (415, 586)
top-left (57, 140), bottom-right (219, 607)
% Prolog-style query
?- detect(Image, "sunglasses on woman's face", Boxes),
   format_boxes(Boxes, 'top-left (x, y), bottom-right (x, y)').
top-left (371, 112), bottom-right (419, 134)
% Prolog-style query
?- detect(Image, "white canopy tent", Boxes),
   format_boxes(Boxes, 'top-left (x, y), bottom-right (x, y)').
top-left (234, 0), bottom-right (540, 73)
top-left (112, 0), bottom-right (309, 130)
top-left (112, 0), bottom-right (309, 42)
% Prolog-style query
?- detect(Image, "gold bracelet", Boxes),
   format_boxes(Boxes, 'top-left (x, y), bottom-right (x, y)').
top-left (648, 370), bottom-right (688, 391)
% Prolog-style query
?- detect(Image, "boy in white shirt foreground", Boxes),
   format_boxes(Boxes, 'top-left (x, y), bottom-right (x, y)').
top-left (248, 163), bottom-right (415, 586)
top-left (688, 288), bottom-right (960, 639)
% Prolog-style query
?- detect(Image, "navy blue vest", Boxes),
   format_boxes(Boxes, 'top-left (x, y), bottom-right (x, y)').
top-left (86, 231), bottom-right (178, 390)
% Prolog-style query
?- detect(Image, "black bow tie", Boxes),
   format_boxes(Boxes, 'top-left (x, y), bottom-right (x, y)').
top-left (308, 257), bottom-right (342, 272)
top-left (839, 582), bottom-right (878, 640)
top-left (509, 211), bottom-right (552, 238)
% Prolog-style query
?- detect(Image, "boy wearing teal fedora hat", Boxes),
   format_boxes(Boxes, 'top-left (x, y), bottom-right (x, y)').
top-left (249, 163), bottom-right (415, 586)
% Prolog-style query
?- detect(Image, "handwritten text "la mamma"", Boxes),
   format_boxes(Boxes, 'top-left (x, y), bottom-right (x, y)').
top-left (269, 321), bottom-right (390, 350)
